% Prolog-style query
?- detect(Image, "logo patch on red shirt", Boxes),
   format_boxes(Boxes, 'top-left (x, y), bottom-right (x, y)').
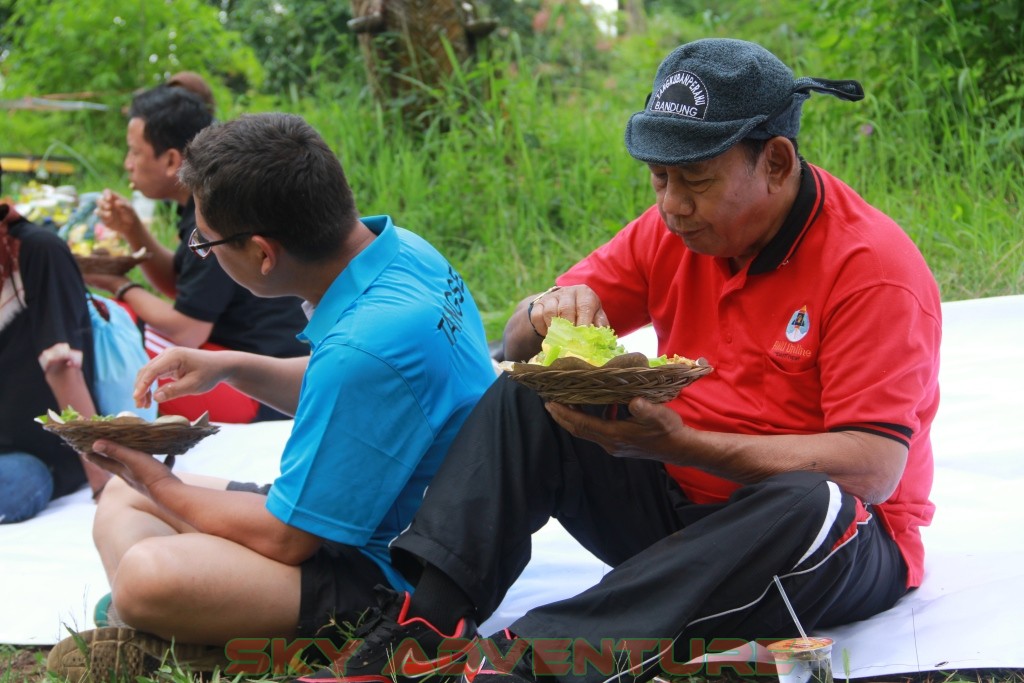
top-left (786, 306), bottom-right (810, 342)
top-left (771, 306), bottom-right (814, 362)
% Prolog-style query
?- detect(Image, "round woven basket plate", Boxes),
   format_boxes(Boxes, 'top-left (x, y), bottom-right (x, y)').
top-left (74, 251), bottom-right (150, 276)
top-left (43, 419), bottom-right (220, 456)
top-left (503, 355), bottom-right (714, 404)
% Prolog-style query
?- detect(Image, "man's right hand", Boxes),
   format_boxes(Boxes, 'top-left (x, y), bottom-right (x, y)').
top-left (134, 348), bottom-right (230, 409)
top-left (526, 284), bottom-right (609, 336)
top-left (96, 189), bottom-right (145, 240)
top-left (502, 284), bottom-right (609, 362)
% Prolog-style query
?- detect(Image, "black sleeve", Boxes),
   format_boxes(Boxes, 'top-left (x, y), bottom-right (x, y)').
top-left (18, 228), bottom-right (92, 356)
top-left (172, 240), bottom-right (235, 323)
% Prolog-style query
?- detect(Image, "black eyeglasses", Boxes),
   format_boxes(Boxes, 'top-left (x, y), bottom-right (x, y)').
top-left (188, 227), bottom-right (261, 259)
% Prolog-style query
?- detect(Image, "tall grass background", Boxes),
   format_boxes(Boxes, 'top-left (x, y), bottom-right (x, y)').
top-left (309, 54), bottom-right (1019, 339)
top-left (252, 19), bottom-right (1023, 339)
top-left (4, 7), bottom-right (1022, 342)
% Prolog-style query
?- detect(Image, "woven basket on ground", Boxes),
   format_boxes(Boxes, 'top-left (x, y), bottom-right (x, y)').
top-left (74, 250), bottom-right (150, 276)
top-left (43, 419), bottom-right (219, 457)
top-left (503, 353), bottom-right (714, 404)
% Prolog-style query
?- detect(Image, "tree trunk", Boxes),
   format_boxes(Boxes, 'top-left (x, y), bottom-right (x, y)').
top-left (348, 0), bottom-right (496, 121)
top-left (618, 0), bottom-right (646, 34)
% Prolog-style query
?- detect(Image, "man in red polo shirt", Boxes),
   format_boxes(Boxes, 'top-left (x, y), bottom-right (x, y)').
top-left (295, 38), bottom-right (941, 683)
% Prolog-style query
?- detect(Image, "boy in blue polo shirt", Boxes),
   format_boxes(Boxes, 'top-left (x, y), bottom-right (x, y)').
top-left (47, 113), bottom-right (496, 682)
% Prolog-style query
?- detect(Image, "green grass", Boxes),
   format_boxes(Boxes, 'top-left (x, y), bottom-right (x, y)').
top-left (307, 46), bottom-right (1021, 338)
top-left (7, 49), bottom-right (1021, 340)
top-left (12, 35), bottom-right (1018, 343)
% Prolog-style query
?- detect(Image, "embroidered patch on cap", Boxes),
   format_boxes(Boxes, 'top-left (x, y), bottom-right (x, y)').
top-left (649, 70), bottom-right (709, 120)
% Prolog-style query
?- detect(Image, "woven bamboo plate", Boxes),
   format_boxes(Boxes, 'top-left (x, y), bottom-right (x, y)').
top-left (74, 248), bottom-right (150, 276)
top-left (502, 352), bottom-right (714, 404)
top-left (42, 415), bottom-right (219, 457)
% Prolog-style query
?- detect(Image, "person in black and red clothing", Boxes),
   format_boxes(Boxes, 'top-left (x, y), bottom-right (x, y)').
top-left (0, 160), bottom-right (109, 523)
top-left (85, 85), bottom-right (309, 423)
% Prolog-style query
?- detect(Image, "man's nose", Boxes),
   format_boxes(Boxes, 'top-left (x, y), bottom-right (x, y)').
top-left (663, 184), bottom-right (696, 216)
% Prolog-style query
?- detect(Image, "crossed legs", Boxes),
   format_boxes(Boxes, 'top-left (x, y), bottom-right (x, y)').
top-left (92, 474), bottom-right (302, 645)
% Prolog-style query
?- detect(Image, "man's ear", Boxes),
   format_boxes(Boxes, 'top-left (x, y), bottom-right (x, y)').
top-left (763, 137), bottom-right (798, 192)
top-left (250, 235), bottom-right (280, 276)
top-left (163, 148), bottom-right (184, 179)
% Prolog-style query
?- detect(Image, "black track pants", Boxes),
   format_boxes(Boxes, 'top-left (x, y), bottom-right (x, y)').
top-left (390, 376), bottom-right (907, 682)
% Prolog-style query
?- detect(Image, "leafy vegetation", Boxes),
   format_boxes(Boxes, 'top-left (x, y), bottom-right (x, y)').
top-left (0, 0), bottom-right (262, 170)
top-left (2, 0), bottom-right (1021, 343)
top-left (219, 0), bottom-right (357, 100)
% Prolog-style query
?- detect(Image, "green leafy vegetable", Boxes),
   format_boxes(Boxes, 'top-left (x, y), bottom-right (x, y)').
top-left (538, 317), bottom-right (626, 366)
top-left (35, 406), bottom-right (117, 424)
top-left (35, 406), bottom-right (82, 424)
top-left (61, 406), bottom-right (83, 421)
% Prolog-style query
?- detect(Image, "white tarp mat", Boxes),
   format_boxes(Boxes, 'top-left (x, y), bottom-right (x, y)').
top-left (2, 295), bottom-right (1021, 677)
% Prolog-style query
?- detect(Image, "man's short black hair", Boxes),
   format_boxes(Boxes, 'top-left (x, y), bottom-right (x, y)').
top-left (128, 85), bottom-right (213, 157)
top-left (178, 113), bottom-right (357, 262)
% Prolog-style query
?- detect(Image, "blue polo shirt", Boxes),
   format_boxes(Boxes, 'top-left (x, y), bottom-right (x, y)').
top-left (266, 216), bottom-right (495, 590)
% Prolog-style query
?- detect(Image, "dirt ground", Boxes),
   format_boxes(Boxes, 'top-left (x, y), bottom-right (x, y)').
top-left (0, 646), bottom-right (48, 682)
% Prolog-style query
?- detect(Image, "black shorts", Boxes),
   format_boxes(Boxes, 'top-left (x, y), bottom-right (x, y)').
top-left (228, 481), bottom-right (388, 639)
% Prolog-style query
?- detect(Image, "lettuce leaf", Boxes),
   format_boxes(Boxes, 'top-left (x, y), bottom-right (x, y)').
top-left (35, 406), bottom-right (82, 424)
top-left (35, 406), bottom-right (117, 424)
top-left (538, 317), bottom-right (626, 366)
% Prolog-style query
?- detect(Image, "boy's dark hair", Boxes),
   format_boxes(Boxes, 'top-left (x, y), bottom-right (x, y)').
top-left (178, 113), bottom-right (356, 262)
top-left (128, 85), bottom-right (213, 157)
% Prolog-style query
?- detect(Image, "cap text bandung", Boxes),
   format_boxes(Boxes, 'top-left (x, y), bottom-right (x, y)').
top-left (650, 71), bottom-right (708, 119)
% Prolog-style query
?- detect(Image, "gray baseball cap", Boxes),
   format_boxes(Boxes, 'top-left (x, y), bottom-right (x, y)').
top-left (625, 38), bottom-right (864, 165)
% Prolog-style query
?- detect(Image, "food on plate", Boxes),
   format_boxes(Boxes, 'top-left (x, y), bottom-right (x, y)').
top-left (66, 221), bottom-right (134, 258)
top-left (154, 415), bottom-right (191, 426)
top-left (532, 317), bottom-right (625, 366)
top-left (36, 407), bottom-right (210, 428)
top-left (36, 407), bottom-right (143, 425)
top-left (523, 317), bottom-right (699, 369)
top-left (497, 318), bottom-right (712, 404)
top-left (36, 408), bottom-right (217, 461)
top-left (15, 181), bottom-right (76, 227)
top-left (58, 194), bottom-right (140, 258)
